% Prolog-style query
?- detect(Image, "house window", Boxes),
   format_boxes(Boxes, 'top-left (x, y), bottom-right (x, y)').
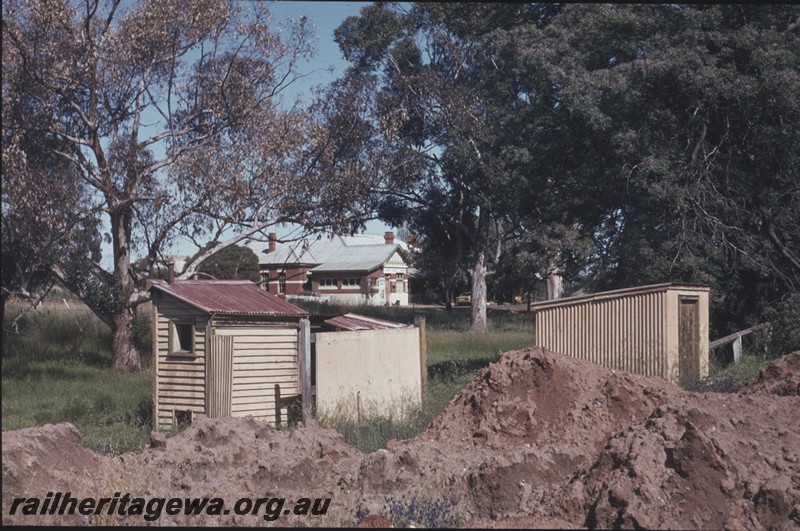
top-left (396, 273), bottom-right (405, 281)
top-left (342, 277), bottom-right (361, 287)
top-left (319, 278), bottom-right (337, 289)
top-left (278, 272), bottom-right (286, 294)
top-left (168, 321), bottom-right (195, 356)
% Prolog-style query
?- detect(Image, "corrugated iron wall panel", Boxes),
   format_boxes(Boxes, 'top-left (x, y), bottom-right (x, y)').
top-left (535, 288), bottom-right (679, 380)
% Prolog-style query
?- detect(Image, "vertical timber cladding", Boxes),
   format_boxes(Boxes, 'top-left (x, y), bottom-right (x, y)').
top-left (154, 293), bottom-right (210, 430)
top-left (206, 336), bottom-right (234, 418)
top-left (532, 283), bottom-right (709, 384)
top-left (212, 322), bottom-right (300, 424)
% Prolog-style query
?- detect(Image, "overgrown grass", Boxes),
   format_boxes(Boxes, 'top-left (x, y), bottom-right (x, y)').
top-left (2, 304), bottom-right (153, 454)
top-left (684, 347), bottom-right (773, 393)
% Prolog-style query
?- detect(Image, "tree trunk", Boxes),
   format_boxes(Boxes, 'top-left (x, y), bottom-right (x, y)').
top-left (469, 251), bottom-right (488, 332)
top-left (547, 261), bottom-right (564, 300)
top-left (110, 205), bottom-right (142, 372)
top-left (111, 310), bottom-right (141, 372)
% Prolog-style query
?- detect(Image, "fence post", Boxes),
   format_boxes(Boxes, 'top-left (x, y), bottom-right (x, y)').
top-left (733, 335), bottom-right (743, 364)
top-left (299, 318), bottom-right (313, 420)
top-left (415, 316), bottom-right (428, 397)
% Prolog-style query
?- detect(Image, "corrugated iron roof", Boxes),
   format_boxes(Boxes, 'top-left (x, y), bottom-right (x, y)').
top-left (150, 279), bottom-right (308, 317)
top-left (249, 234), bottom-right (409, 272)
top-left (529, 282), bottom-right (710, 311)
top-left (323, 313), bottom-right (410, 331)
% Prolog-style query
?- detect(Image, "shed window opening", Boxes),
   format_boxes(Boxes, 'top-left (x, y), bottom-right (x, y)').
top-left (169, 321), bottom-right (195, 355)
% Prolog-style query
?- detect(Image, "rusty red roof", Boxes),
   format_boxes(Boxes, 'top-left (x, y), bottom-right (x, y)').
top-left (150, 279), bottom-right (308, 317)
top-left (323, 313), bottom-right (409, 331)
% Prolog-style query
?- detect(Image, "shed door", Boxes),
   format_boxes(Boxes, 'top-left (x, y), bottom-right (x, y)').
top-left (206, 336), bottom-right (234, 417)
top-left (679, 297), bottom-right (700, 386)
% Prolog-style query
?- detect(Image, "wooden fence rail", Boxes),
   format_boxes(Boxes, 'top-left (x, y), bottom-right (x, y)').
top-left (709, 322), bottom-right (770, 363)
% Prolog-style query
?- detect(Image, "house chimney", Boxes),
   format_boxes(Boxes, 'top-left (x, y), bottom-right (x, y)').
top-left (268, 232), bottom-right (277, 253)
top-left (167, 257), bottom-right (175, 286)
top-left (384, 231), bottom-right (395, 245)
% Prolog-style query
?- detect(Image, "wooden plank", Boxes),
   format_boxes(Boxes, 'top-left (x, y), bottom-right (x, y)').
top-left (232, 362), bottom-right (298, 371)
top-left (299, 319), bottom-right (312, 419)
top-left (158, 399), bottom-right (205, 408)
top-left (415, 317), bottom-right (427, 397)
top-left (215, 327), bottom-right (298, 337)
top-left (233, 382), bottom-right (299, 392)
top-left (233, 338), bottom-right (298, 347)
top-left (232, 389), bottom-right (277, 399)
top-left (236, 348), bottom-right (297, 359)
top-left (154, 379), bottom-right (205, 387)
top-left (231, 401), bottom-right (276, 410)
top-left (709, 322), bottom-right (771, 350)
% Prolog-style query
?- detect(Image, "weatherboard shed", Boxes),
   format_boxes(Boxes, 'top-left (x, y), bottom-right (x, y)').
top-left (530, 283), bottom-right (710, 385)
top-left (150, 275), bottom-right (308, 431)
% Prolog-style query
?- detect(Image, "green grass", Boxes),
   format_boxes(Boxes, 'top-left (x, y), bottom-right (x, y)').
top-left (683, 347), bottom-right (773, 393)
top-left (2, 304), bottom-right (153, 454)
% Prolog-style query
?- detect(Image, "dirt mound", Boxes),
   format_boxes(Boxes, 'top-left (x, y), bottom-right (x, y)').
top-left (2, 423), bottom-right (101, 526)
top-left (420, 347), bottom-right (680, 452)
top-left (740, 351), bottom-right (800, 397)
top-left (4, 348), bottom-right (800, 528)
top-left (537, 393), bottom-right (800, 530)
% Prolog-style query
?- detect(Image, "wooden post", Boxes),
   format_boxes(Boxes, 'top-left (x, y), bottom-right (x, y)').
top-left (415, 316), bottom-right (427, 397)
top-left (299, 318), bottom-right (313, 420)
top-left (152, 297), bottom-right (160, 431)
top-left (733, 336), bottom-right (743, 364)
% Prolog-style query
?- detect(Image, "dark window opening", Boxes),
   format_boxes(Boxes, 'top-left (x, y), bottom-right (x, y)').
top-left (169, 321), bottom-right (195, 355)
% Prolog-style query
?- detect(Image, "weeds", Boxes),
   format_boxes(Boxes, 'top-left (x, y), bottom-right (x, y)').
top-left (356, 494), bottom-right (461, 528)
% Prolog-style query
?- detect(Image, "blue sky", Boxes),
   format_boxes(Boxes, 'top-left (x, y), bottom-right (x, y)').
top-left (253, 1), bottom-right (394, 241)
top-left (107, 2), bottom-right (394, 268)
top-left (267, 2), bottom-right (368, 102)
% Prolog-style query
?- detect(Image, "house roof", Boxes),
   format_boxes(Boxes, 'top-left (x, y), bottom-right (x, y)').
top-left (323, 313), bottom-right (410, 331)
top-left (248, 234), bottom-right (409, 274)
top-left (150, 279), bottom-right (308, 317)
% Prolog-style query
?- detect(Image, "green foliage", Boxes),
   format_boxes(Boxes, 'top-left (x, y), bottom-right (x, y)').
top-left (518, 4), bottom-right (800, 340)
top-left (764, 293), bottom-right (800, 356)
top-left (2, 305), bottom-right (152, 453)
top-left (334, 2), bottom-right (799, 341)
top-left (196, 245), bottom-right (261, 282)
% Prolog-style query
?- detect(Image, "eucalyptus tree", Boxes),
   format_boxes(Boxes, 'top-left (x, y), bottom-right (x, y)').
top-left (2, 0), bottom-right (370, 370)
top-left (521, 4), bottom-right (800, 344)
top-left (333, 3), bottom-right (568, 330)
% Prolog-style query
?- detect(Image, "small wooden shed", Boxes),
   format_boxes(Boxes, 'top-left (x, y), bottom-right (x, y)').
top-left (530, 283), bottom-right (710, 385)
top-left (149, 278), bottom-right (308, 430)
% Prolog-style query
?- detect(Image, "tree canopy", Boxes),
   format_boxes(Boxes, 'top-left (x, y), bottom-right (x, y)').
top-left (2, 0), bottom-right (373, 370)
top-left (332, 3), bottom-right (799, 349)
top-left (196, 245), bottom-right (260, 282)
